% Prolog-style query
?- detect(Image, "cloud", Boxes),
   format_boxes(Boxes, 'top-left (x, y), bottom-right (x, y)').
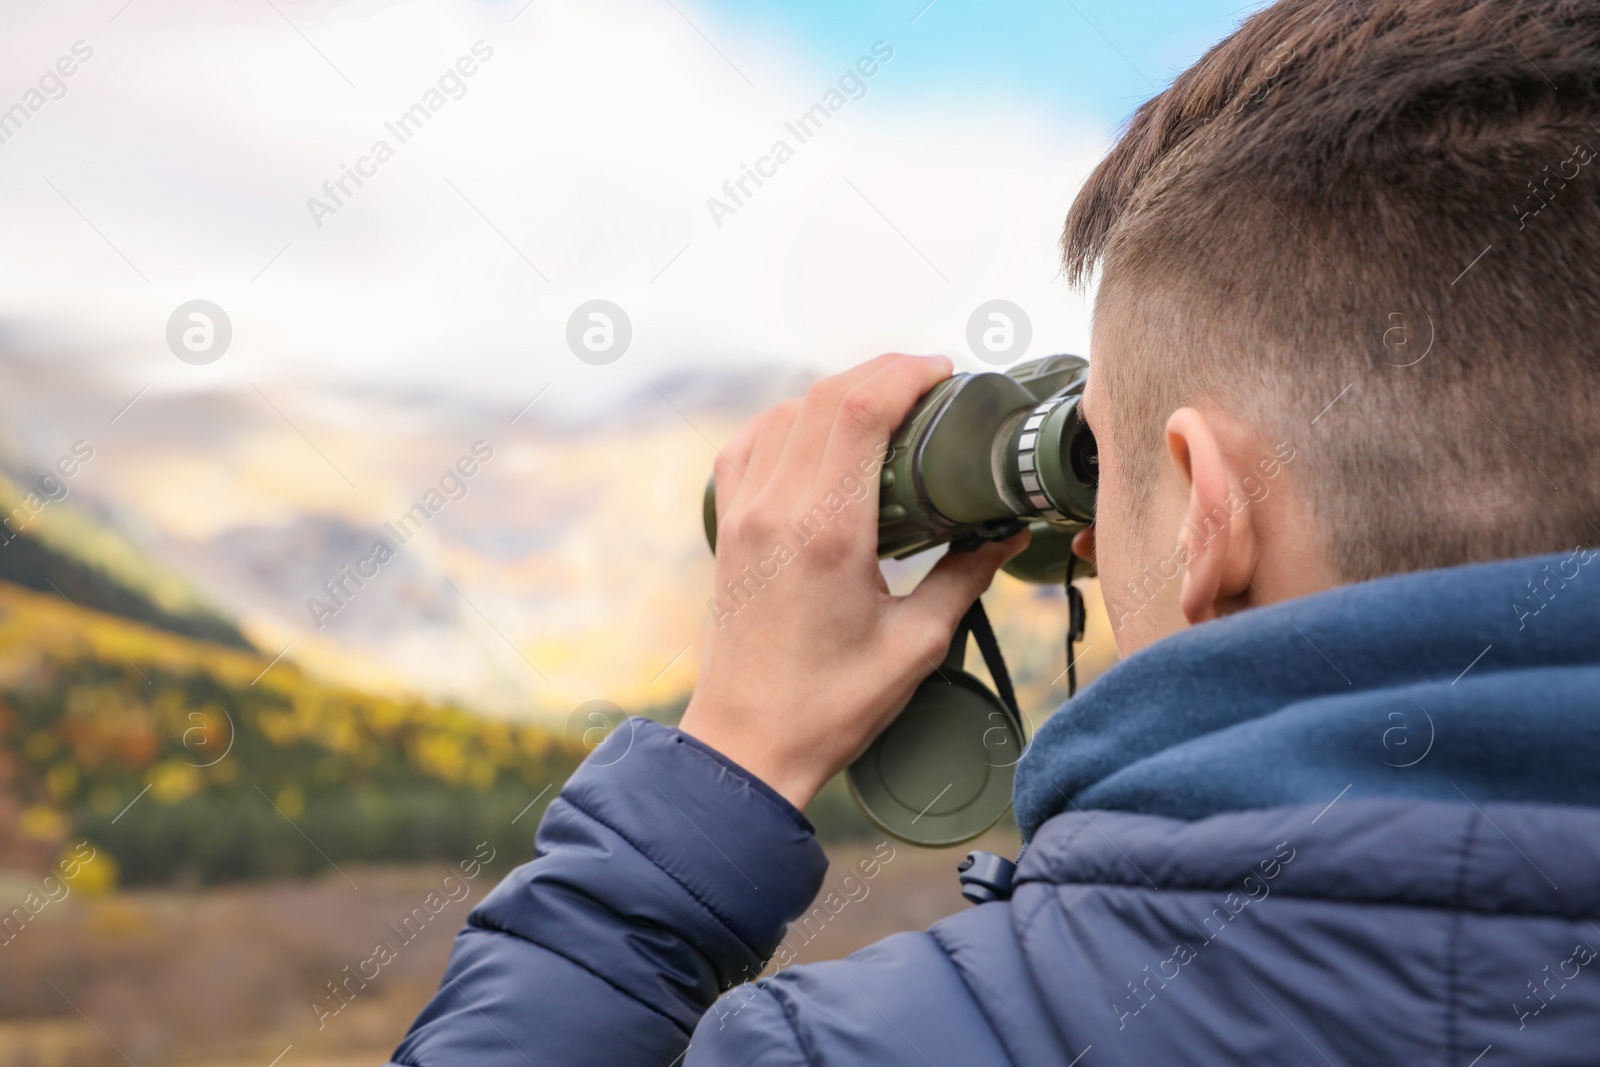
top-left (0, 0), bottom-right (1126, 716)
top-left (0, 0), bottom-right (1105, 403)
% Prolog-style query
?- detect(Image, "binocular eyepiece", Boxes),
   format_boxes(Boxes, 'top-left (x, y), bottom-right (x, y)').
top-left (701, 354), bottom-right (1099, 848)
top-left (703, 354), bottom-right (1097, 581)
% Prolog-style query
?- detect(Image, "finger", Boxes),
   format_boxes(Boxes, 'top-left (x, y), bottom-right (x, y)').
top-left (814, 354), bottom-right (951, 507)
top-left (711, 413), bottom-right (763, 529)
top-left (895, 530), bottom-right (1030, 650)
top-left (730, 398), bottom-right (801, 513)
top-left (766, 353), bottom-right (919, 495)
top-left (1071, 526), bottom-right (1096, 566)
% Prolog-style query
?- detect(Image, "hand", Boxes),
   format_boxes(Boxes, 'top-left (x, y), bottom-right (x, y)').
top-left (679, 353), bottom-right (1030, 810)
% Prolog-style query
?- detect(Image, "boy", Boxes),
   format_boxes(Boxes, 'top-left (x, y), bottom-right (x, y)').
top-left (392, 0), bottom-right (1600, 1061)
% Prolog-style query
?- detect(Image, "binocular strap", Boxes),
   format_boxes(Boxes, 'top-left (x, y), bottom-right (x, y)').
top-left (947, 538), bottom-right (1086, 704)
top-left (950, 598), bottom-right (1020, 722)
top-left (1065, 554), bottom-right (1085, 699)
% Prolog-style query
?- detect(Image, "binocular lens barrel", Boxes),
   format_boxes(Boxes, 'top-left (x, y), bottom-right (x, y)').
top-left (704, 354), bottom-right (1097, 583)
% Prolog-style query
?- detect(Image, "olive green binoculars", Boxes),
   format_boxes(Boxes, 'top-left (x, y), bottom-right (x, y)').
top-left (702, 353), bottom-right (1097, 580)
top-left (701, 354), bottom-right (1098, 846)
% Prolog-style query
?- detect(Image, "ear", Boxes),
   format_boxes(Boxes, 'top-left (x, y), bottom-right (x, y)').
top-left (1165, 408), bottom-right (1260, 625)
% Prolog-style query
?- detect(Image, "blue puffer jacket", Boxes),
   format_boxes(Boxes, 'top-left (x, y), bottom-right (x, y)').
top-left (390, 550), bottom-right (1600, 1065)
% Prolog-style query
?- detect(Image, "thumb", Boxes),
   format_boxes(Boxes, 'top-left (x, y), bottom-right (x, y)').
top-left (899, 529), bottom-right (1030, 637)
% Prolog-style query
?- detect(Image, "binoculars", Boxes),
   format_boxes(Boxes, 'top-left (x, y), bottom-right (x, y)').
top-left (703, 354), bottom-right (1098, 845)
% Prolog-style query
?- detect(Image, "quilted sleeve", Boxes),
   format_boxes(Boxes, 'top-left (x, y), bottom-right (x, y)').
top-left (389, 718), bottom-right (829, 1067)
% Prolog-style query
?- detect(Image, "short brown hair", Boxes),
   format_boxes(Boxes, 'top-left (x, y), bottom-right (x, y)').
top-left (1064, 0), bottom-right (1600, 580)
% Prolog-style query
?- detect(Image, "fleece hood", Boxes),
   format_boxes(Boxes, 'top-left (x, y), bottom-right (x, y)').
top-left (1014, 548), bottom-right (1600, 839)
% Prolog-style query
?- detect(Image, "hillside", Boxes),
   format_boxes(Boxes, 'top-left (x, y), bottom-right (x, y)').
top-left (0, 356), bottom-right (1116, 889)
top-left (0, 580), bottom-right (581, 884)
top-left (0, 464), bottom-right (249, 650)
top-left (0, 355), bottom-right (1118, 722)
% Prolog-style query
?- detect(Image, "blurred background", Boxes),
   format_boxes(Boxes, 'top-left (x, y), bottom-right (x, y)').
top-left (0, 0), bottom-right (1253, 1063)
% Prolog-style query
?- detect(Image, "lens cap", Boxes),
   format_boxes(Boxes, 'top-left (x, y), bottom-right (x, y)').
top-left (847, 667), bottom-right (1024, 847)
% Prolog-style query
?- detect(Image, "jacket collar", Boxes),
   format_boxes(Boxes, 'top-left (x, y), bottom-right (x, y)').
top-left (1013, 549), bottom-right (1600, 839)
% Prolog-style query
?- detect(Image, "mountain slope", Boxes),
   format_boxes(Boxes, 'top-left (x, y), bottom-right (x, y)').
top-left (0, 462), bottom-right (250, 650)
top-left (0, 580), bottom-right (580, 884)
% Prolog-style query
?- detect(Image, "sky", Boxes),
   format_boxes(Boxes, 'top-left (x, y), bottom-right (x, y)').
top-left (0, 0), bottom-right (1265, 406)
top-left (689, 0), bottom-right (1256, 125)
top-left (0, 0), bottom-right (1270, 713)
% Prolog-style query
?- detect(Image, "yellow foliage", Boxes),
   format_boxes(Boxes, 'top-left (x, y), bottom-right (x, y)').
top-left (255, 708), bottom-right (301, 748)
top-left (0, 580), bottom-right (568, 806)
top-left (274, 785), bottom-right (304, 819)
top-left (411, 732), bottom-right (469, 785)
top-left (146, 760), bottom-right (203, 804)
top-left (19, 804), bottom-right (70, 841)
top-left (63, 843), bottom-right (118, 897)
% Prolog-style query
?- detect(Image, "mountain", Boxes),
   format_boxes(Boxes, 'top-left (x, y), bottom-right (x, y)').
top-left (0, 578), bottom-right (582, 884)
top-left (0, 448), bottom-right (249, 649)
top-left (0, 347), bottom-right (1116, 885)
top-left (0, 346), bottom-right (1116, 728)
